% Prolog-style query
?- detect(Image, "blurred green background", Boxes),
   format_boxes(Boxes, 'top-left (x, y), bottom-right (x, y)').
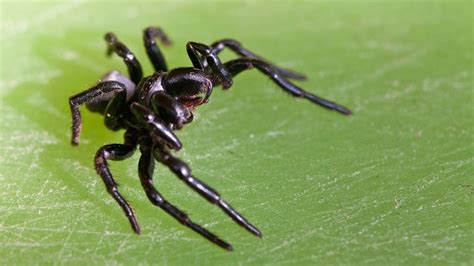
top-left (0, 1), bottom-right (472, 265)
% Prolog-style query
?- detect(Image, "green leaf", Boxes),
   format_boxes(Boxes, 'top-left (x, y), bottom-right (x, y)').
top-left (1, 1), bottom-right (472, 265)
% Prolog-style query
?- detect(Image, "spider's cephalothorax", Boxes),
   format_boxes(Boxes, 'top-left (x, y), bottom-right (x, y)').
top-left (69, 26), bottom-right (352, 251)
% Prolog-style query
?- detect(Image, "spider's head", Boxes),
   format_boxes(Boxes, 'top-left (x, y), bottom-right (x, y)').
top-left (163, 68), bottom-right (213, 110)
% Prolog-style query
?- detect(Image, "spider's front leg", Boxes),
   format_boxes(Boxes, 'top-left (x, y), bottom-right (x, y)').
top-left (137, 138), bottom-right (233, 250)
top-left (185, 41), bottom-right (351, 114)
top-left (209, 39), bottom-right (307, 81)
top-left (153, 147), bottom-right (262, 238)
top-left (223, 58), bottom-right (352, 115)
top-left (186, 42), bottom-right (233, 89)
top-left (95, 128), bottom-right (140, 233)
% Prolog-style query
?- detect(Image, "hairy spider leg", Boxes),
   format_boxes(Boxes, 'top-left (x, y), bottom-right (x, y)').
top-left (69, 81), bottom-right (128, 145)
top-left (143, 26), bottom-right (172, 72)
top-left (95, 137), bottom-right (140, 234)
top-left (105, 32), bottom-right (143, 85)
top-left (138, 141), bottom-right (233, 251)
top-left (153, 147), bottom-right (262, 238)
top-left (186, 42), bottom-right (233, 89)
top-left (209, 39), bottom-right (307, 81)
top-left (223, 58), bottom-right (352, 115)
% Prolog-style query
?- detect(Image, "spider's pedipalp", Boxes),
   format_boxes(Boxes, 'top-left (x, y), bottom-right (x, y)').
top-left (130, 102), bottom-right (182, 150)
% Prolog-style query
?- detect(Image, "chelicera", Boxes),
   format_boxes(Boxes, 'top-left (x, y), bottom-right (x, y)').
top-left (68, 26), bottom-right (351, 250)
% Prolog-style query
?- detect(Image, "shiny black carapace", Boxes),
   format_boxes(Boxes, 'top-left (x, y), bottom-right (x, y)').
top-left (69, 26), bottom-right (351, 251)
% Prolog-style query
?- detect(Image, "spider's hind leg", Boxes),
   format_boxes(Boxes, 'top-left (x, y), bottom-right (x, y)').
top-left (210, 39), bottom-right (307, 81)
top-left (69, 81), bottom-right (128, 145)
top-left (105, 32), bottom-right (143, 85)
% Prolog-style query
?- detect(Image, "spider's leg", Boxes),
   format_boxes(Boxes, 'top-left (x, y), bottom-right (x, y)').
top-left (130, 102), bottom-right (182, 151)
top-left (95, 130), bottom-right (139, 233)
top-left (143, 26), bottom-right (172, 72)
top-left (105, 32), bottom-right (143, 85)
top-left (137, 141), bottom-right (232, 251)
top-left (69, 81), bottom-right (127, 145)
top-left (153, 148), bottom-right (262, 238)
top-left (223, 58), bottom-right (352, 115)
top-left (210, 39), bottom-right (307, 81)
top-left (186, 42), bottom-right (233, 89)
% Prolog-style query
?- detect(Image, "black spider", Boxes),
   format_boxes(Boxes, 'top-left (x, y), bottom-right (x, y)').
top-left (68, 26), bottom-right (351, 251)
